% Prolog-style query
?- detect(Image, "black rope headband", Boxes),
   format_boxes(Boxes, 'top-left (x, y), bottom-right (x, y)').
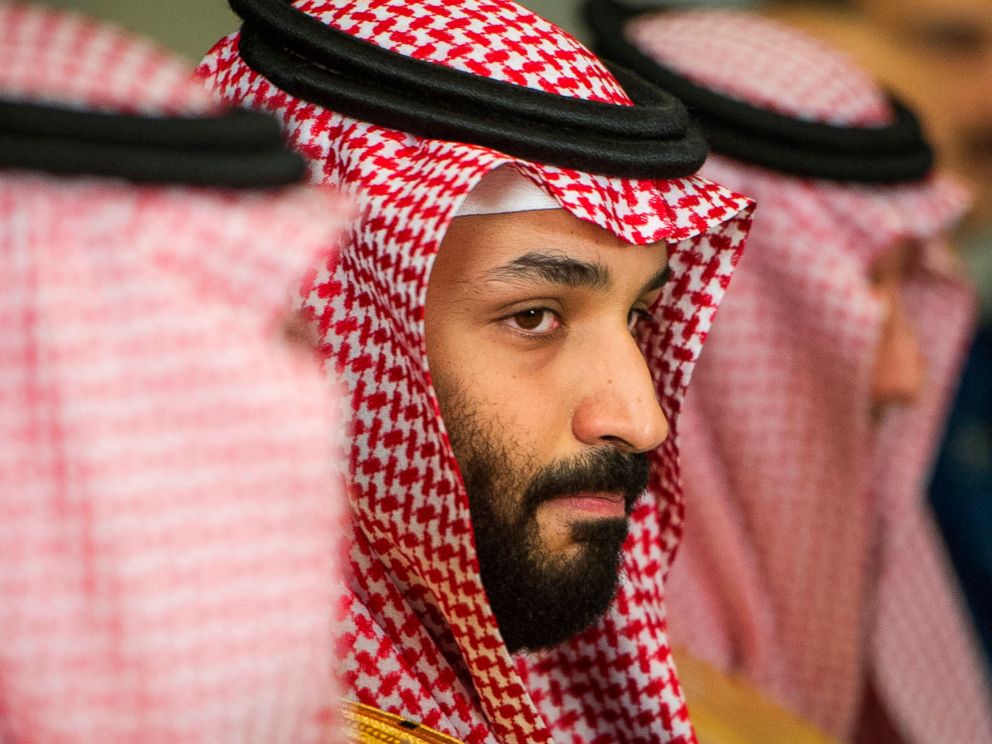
top-left (584, 0), bottom-right (934, 183)
top-left (0, 98), bottom-right (307, 187)
top-left (227, 0), bottom-right (708, 179)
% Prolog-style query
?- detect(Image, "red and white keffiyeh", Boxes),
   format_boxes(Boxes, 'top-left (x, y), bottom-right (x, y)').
top-left (0, 5), bottom-right (352, 742)
top-left (625, 9), bottom-right (992, 744)
top-left (199, 1), bottom-right (753, 742)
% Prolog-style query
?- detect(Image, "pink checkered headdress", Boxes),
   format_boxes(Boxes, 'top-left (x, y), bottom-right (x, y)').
top-left (0, 4), bottom-right (352, 742)
top-left (200, 1), bottom-right (753, 741)
top-left (599, 7), bottom-right (992, 744)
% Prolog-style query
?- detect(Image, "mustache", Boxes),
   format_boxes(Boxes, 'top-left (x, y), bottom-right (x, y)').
top-left (521, 448), bottom-right (650, 518)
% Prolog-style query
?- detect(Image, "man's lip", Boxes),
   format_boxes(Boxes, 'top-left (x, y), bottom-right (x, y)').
top-left (543, 492), bottom-right (627, 518)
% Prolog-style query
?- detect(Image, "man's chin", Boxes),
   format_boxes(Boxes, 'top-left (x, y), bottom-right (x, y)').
top-left (568, 515), bottom-right (630, 542)
top-left (537, 512), bottom-right (630, 556)
top-left (486, 518), bottom-right (629, 654)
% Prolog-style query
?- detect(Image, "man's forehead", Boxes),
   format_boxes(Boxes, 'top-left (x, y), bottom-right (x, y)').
top-left (443, 209), bottom-right (669, 288)
top-left (447, 208), bottom-right (667, 254)
top-left (860, 0), bottom-right (992, 37)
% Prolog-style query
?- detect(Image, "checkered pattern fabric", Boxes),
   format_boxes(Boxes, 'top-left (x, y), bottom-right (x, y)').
top-left (626, 9), bottom-right (992, 744)
top-left (0, 5), bottom-right (352, 742)
top-left (0, 3), bottom-right (213, 115)
top-left (627, 9), bottom-right (891, 127)
top-left (199, 2), bottom-right (753, 742)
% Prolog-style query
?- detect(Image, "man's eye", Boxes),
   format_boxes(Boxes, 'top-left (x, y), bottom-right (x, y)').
top-left (914, 21), bottom-right (987, 55)
top-left (279, 307), bottom-right (320, 355)
top-left (505, 308), bottom-right (561, 335)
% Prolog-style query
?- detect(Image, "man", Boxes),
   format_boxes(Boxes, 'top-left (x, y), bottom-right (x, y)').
top-left (770, 0), bottom-right (992, 677)
top-left (200, 0), bottom-right (753, 740)
top-left (584, 2), bottom-right (992, 743)
top-left (0, 4), bottom-right (351, 741)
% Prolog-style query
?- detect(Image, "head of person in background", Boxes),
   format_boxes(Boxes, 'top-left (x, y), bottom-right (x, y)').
top-left (199, 0), bottom-right (753, 740)
top-left (585, 2), bottom-right (992, 744)
top-left (766, 0), bottom-right (992, 703)
top-left (0, 4), bottom-right (352, 743)
top-left (770, 0), bottom-right (992, 232)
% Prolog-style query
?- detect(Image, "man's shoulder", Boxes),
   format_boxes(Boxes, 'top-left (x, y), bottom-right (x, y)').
top-left (672, 650), bottom-right (843, 744)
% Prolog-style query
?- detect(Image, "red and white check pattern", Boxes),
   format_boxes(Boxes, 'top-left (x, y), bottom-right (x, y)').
top-left (629, 9), bottom-right (992, 744)
top-left (627, 9), bottom-right (891, 127)
top-left (0, 3), bottom-right (213, 115)
top-left (0, 5), bottom-right (352, 742)
top-left (200, 1), bottom-right (753, 742)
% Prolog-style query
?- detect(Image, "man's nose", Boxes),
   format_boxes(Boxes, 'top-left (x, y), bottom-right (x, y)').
top-left (571, 328), bottom-right (670, 453)
top-left (871, 296), bottom-right (926, 410)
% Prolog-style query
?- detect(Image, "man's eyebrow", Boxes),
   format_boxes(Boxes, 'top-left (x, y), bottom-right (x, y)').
top-left (642, 264), bottom-right (672, 294)
top-left (484, 252), bottom-right (611, 290)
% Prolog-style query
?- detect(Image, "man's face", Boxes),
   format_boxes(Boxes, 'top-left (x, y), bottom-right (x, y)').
top-left (869, 241), bottom-right (926, 418)
top-left (425, 208), bottom-right (670, 652)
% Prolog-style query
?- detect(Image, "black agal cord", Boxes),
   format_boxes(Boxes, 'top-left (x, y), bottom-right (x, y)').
top-left (0, 99), bottom-right (306, 187)
top-left (584, 0), bottom-right (934, 183)
top-left (228, 0), bottom-right (708, 179)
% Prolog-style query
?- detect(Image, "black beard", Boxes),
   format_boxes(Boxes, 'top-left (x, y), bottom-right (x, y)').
top-left (446, 400), bottom-right (650, 653)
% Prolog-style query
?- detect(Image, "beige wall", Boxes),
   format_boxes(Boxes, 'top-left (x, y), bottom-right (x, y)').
top-left (35, 0), bottom-right (587, 61)
top-left (37, 0), bottom-right (240, 61)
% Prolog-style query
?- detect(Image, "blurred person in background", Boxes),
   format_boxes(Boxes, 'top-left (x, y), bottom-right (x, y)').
top-left (0, 4), bottom-right (352, 742)
top-left (771, 0), bottom-right (992, 682)
top-left (586, 2), bottom-right (992, 743)
top-left (199, 0), bottom-right (755, 741)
